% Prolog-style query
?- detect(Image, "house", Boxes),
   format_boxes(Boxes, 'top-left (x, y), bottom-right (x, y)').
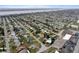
top-left (77, 20), bottom-right (79, 23)
top-left (70, 25), bottom-right (78, 30)
top-left (46, 38), bottom-right (52, 44)
top-left (63, 34), bottom-right (72, 40)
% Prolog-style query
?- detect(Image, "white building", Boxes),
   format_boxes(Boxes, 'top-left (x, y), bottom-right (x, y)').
top-left (71, 25), bottom-right (78, 29)
top-left (63, 34), bottom-right (72, 40)
top-left (46, 38), bottom-right (52, 44)
top-left (77, 20), bottom-right (79, 23)
top-left (55, 50), bottom-right (59, 53)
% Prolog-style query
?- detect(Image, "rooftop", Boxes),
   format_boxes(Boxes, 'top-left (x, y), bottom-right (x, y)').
top-left (63, 34), bottom-right (72, 40)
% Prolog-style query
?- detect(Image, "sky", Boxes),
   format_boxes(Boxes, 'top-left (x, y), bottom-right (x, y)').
top-left (0, 5), bottom-right (79, 9)
top-left (0, 0), bottom-right (79, 9)
top-left (0, 0), bottom-right (79, 5)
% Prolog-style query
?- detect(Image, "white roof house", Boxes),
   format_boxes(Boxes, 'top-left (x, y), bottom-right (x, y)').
top-left (55, 50), bottom-right (59, 53)
top-left (77, 20), bottom-right (79, 23)
top-left (46, 38), bottom-right (52, 43)
top-left (11, 31), bottom-right (16, 36)
top-left (71, 25), bottom-right (78, 29)
top-left (63, 34), bottom-right (72, 40)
